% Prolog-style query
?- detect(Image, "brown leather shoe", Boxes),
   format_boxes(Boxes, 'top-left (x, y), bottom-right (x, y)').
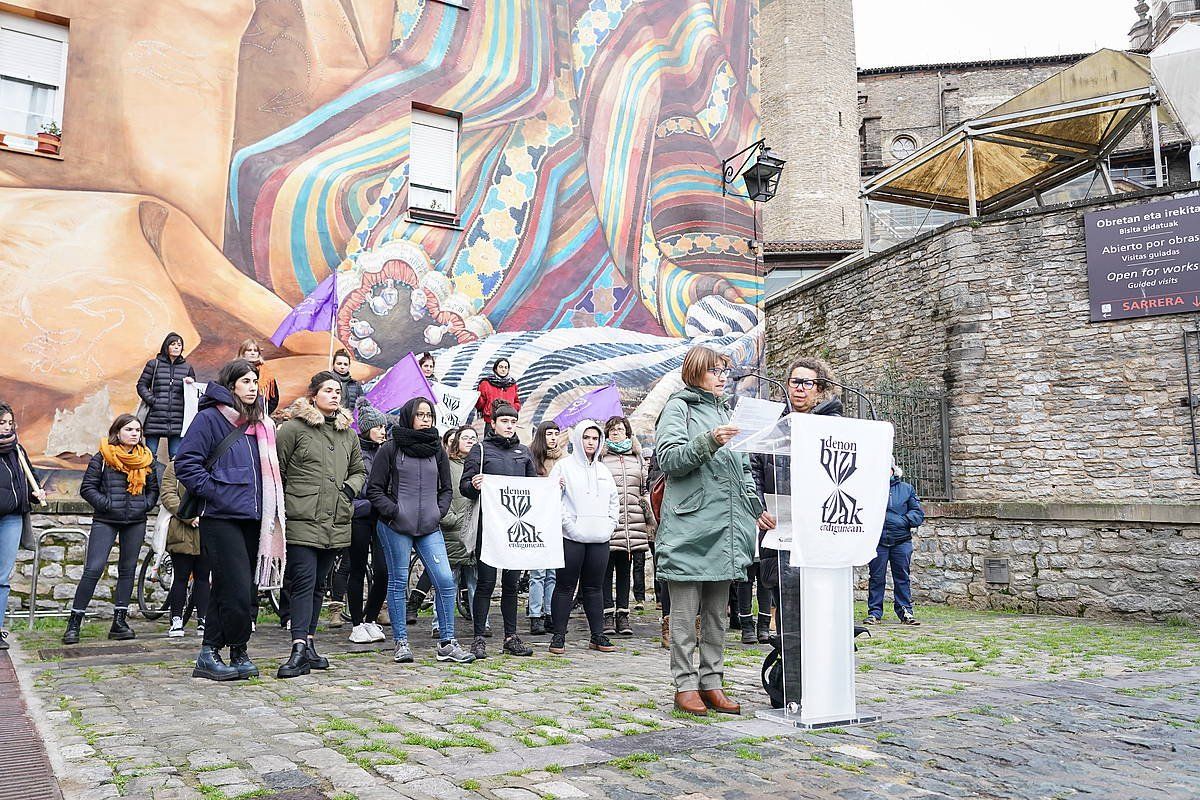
top-left (699, 688), bottom-right (741, 715)
top-left (673, 690), bottom-right (708, 716)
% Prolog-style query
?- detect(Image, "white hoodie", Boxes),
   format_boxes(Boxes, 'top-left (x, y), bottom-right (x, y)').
top-left (550, 421), bottom-right (619, 543)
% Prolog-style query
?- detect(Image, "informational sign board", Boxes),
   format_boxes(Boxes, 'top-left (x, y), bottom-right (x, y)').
top-left (1085, 195), bottom-right (1200, 322)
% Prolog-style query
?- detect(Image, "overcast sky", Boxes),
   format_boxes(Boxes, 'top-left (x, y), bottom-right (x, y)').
top-left (855, 0), bottom-right (1138, 69)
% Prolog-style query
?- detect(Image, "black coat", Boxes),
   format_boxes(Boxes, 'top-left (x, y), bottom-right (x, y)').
top-left (459, 435), bottom-right (537, 499)
top-left (137, 354), bottom-right (195, 436)
top-left (80, 452), bottom-right (160, 525)
top-left (0, 445), bottom-right (35, 518)
top-left (366, 439), bottom-right (453, 537)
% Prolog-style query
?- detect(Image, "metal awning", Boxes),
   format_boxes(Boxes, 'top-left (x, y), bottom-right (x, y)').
top-left (862, 49), bottom-right (1168, 217)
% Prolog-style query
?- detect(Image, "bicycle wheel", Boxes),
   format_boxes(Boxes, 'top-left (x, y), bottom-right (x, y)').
top-left (407, 551), bottom-right (429, 607)
top-left (137, 552), bottom-right (174, 621)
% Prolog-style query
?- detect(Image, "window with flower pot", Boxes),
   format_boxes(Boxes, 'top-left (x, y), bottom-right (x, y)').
top-left (408, 108), bottom-right (460, 225)
top-left (0, 9), bottom-right (68, 157)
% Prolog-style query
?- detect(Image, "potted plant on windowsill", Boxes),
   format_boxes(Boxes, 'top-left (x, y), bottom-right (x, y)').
top-left (37, 121), bottom-right (61, 155)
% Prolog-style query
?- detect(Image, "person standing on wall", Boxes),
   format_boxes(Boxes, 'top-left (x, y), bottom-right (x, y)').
top-left (0, 403), bottom-right (46, 650)
top-left (600, 416), bottom-right (652, 637)
top-left (475, 358), bottom-right (520, 436)
top-left (527, 421), bottom-right (566, 636)
top-left (275, 371), bottom-right (367, 678)
top-left (460, 402), bottom-right (535, 659)
top-left (238, 339), bottom-right (280, 415)
top-left (346, 400), bottom-right (390, 644)
top-left (655, 346), bottom-right (765, 717)
top-left (64, 414), bottom-right (159, 644)
top-left (160, 460), bottom-right (210, 638)
top-left (331, 348), bottom-right (363, 411)
top-left (175, 360), bottom-right (287, 682)
top-left (366, 397), bottom-right (476, 664)
top-left (137, 332), bottom-right (196, 464)
top-left (547, 421), bottom-right (619, 655)
top-left (866, 462), bottom-right (925, 627)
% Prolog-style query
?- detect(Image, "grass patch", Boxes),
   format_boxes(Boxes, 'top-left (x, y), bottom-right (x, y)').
top-left (401, 732), bottom-right (495, 752)
top-left (810, 754), bottom-right (866, 774)
top-left (194, 762), bottom-right (241, 773)
top-left (608, 752), bottom-right (659, 778)
top-left (461, 779), bottom-right (480, 790)
top-left (735, 746), bottom-right (763, 761)
top-left (545, 763), bottom-right (564, 774)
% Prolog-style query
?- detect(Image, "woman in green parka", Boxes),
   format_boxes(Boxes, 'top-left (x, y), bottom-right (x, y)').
top-left (655, 346), bottom-right (766, 717)
top-left (275, 371), bottom-right (367, 679)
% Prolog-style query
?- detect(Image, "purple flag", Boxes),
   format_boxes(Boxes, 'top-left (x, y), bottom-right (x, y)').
top-left (365, 352), bottom-right (435, 414)
top-left (270, 273), bottom-right (337, 347)
top-left (554, 384), bottom-right (623, 429)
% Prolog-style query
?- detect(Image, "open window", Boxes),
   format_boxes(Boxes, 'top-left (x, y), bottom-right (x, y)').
top-left (408, 108), bottom-right (460, 224)
top-left (0, 9), bottom-right (68, 156)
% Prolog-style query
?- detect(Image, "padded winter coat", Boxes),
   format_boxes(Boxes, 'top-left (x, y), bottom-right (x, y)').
top-left (601, 448), bottom-right (652, 553)
top-left (175, 383), bottom-right (265, 521)
top-left (160, 461), bottom-right (199, 556)
top-left (137, 354), bottom-right (195, 437)
top-left (80, 452), bottom-right (160, 525)
top-left (441, 457), bottom-right (474, 566)
top-left (366, 434), bottom-right (453, 539)
top-left (0, 445), bottom-right (35, 518)
top-left (475, 378), bottom-right (520, 424)
top-left (653, 387), bottom-right (762, 583)
top-left (334, 373), bottom-right (362, 412)
top-left (880, 477), bottom-right (925, 546)
top-left (276, 398), bottom-right (366, 551)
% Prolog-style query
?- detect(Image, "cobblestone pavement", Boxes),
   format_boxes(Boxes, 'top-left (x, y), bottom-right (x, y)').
top-left (8, 604), bottom-right (1200, 800)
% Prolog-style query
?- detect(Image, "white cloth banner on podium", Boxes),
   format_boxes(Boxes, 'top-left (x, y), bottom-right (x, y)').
top-left (788, 413), bottom-right (894, 568)
top-left (432, 382), bottom-right (479, 434)
top-left (479, 476), bottom-right (564, 570)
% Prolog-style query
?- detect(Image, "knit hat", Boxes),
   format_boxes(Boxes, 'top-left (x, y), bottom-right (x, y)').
top-left (491, 400), bottom-right (519, 421)
top-left (356, 398), bottom-right (388, 434)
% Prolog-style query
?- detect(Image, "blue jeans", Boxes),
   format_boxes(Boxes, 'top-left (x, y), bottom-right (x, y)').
top-left (0, 514), bottom-right (23, 630)
top-left (376, 523), bottom-right (457, 643)
top-left (144, 435), bottom-right (182, 462)
top-left (527, 568), bottom-right (556, 618)
top-left (867, 540), bottom-right (913, 619)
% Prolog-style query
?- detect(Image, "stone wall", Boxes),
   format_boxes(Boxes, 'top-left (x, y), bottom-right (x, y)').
top-left (5, 503), bottom-right (156, 624)
top-left (768, 184), bottom-right (1200, 619)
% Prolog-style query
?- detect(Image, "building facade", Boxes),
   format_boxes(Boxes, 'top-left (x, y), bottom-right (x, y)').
top-left (1129, 0), bottom-right (1200, 49)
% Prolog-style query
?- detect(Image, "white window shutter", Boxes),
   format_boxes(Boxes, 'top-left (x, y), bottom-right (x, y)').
top-left (410, 110), bottom-right (459, 213)
top-left (0, 18), bottom-right (67, 88)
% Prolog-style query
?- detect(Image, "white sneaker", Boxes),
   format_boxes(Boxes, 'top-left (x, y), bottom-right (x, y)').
top-left (365, 622), bottom-right (386, 642)
top-left (168, 617), bottom-right (185, 638)
top-left (349, 623), bottom-right (376, 644)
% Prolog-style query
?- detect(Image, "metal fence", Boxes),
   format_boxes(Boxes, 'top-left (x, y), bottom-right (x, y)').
top-left (844, 388), bottom-right (952, 501)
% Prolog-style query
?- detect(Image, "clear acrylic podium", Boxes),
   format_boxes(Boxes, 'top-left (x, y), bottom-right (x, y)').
top-left (733, 412), bottom-right (894, 728)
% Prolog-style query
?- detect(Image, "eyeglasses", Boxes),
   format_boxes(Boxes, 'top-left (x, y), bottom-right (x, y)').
top-left (707, 368), bottom-right (732, 378)
top-left (788, 378), bottom-right (820, 390)
top-left (414, 411), bottom-right (433, 420)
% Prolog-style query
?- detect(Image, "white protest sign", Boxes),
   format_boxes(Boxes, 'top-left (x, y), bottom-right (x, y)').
top-left (433, 382), bottom-right (479, 434)
top-left (479, 475), bottom-right (564, 570)
top-left (788, 413), bottom-right (894, 568)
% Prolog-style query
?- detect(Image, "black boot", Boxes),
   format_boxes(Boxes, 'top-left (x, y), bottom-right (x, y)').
top-left (304, 638), bottom-right (329, 670)
top-left (757, 613), bottom-right (771, 644)
top-left (530, 616), bottom-right (545, 636)
top-left (616, 611), bottom-right (633, 636)
top-left (229, 644), bottom-right (259, 680)
top-left (740, 615), bottom-right (756, 644)
top-left (277, 642), bottom-right (311, 679)
top-left (193, 645), bottom-right (240, 681)
top-left (602, 610), bottom-right (616, 635)
top-left (728, 611), bottom-right (742, 630)
top-left (406, 590), bottom-right (426, 625)
top-left (108, 609), bottom-right (136, 641)
top-left (62, 610), bottom-right (85, 645)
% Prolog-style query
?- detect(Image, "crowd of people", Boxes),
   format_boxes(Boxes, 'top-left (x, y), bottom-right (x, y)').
top-left (0, 335), bottom-right (924, 715)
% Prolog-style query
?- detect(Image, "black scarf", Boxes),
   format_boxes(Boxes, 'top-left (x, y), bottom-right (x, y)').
top-left (486, 433), bottom-right (520, 449)
top-left (0, 431), bottom-right (15, 454)
top-left (391, 397), bottom-right (441, 458)
top-left (484, 374), bottom-right (516, 390)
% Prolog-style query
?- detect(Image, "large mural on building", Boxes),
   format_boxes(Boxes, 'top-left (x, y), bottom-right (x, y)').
top-left (0, 0), bottom-right (762, 468)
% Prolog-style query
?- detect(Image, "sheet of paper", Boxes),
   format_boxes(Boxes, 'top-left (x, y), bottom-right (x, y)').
top-left (727, 396), bottom-right (787, 449)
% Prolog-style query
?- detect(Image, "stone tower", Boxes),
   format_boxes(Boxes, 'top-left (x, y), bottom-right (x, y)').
top-left (758, 0), bottom-right (861, 244)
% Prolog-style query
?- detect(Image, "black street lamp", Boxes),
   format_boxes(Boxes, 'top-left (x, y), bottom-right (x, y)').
top-left (722, 139), bottom-right (786, 202)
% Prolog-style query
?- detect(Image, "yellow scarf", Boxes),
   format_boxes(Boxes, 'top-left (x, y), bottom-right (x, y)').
top-left (97, 440), bottom-right (154, 496)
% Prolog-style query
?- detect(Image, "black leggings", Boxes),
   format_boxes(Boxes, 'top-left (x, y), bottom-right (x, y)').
top-left (473, 562), bottom-right (520, 638)
top-left (201, 517), bottom-right (259, 649)
top-left (604, 549), bottom-right (633, 611)
top-left (632, 550), bottom-right (646, 602)
top-left (167, 550), bottom-right (211, 620)
top-left (348, 518), bottom-right (387, 626)
top-left (652, 542), bottom-right (671, 617)
top-left (72, 521), bottom-right (144, 611)
top-left (737, 562), bottom-right (772, 617)
top-left (551, 540), bottom-right (608, 638)
top-left (285, 545), bottom-right (337, 640)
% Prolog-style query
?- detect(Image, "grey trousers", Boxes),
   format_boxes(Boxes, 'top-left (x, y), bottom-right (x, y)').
top-left (665, 579), bottom-right (730, 692)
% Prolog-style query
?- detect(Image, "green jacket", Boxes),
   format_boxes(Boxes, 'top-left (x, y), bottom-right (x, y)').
top-left (441, 457), bottom-right (475, 567)
top-left (653, 387), bottom-right (762, 582)
top-left (276, 399), bottom-right (367, 550)
top-left (160, 461), bottom-right (199, 556)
